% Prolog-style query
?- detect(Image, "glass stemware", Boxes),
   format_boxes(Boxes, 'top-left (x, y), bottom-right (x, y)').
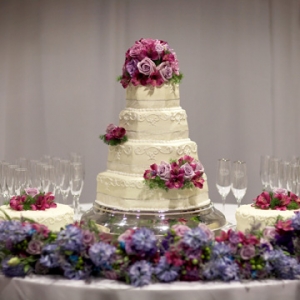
top-left (268, 157), bottom-right (281, 190)
top-left (216, 158), bottom-right (231, 212)
top-left (6, 164), bottom-right (19, 198)
top-left (278, 161), bottom-right (289, 190)
top-left (70, 162), bottom-right (84, 221)
top-left (59, 160), bottom-right (71, 205)
top-left (260, 155), bottom-right (270, 190)
top-left (231, 161), bottom-right (247, 208)
top-left (14, 168), bottom-right (28, 195)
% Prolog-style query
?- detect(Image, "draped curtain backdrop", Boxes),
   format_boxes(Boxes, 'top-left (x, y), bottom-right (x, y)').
top-left (0, 0), bottom-right (299, 205)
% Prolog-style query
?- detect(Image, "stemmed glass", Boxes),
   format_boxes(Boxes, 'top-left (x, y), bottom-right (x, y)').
top-left (278, 161), bottom-right (289, 190)
top-left (70, 162), bottom-right (84, 221)
top-left (59, 160), bottom-right (71, 204)
top-left (268, 157), bottom-right (280, 190)
top-left (6, 165), bottom-right (19, 198)
top-left (231, 161), bottom-right (247, 208)
top-left (216, 159), bottom-right (231, 212)
top-left (260, 155), bottom-right (270, 190)
top-left (14, 168), bottom-right (28, 194)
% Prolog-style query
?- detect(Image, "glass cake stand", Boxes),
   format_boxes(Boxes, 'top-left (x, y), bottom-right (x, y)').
top-left (80, 201), bottom-right (228, 236)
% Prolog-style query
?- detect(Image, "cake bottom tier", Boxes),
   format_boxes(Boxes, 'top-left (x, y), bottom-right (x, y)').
top-left (0, 203), bottom-right (74, 232)
top-left (96, 171), bottom-right (210, 211)
top-left (235, 204), bottom-right (299, 232)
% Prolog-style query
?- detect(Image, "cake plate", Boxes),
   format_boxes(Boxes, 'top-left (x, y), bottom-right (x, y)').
top-left (80, 202), bottom-right (228, 236)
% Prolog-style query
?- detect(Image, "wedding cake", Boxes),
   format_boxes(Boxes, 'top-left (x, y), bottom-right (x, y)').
top-left (236, 189), bottom-right (300, 232)
top-left (96, 38), bottom-right (211, 212)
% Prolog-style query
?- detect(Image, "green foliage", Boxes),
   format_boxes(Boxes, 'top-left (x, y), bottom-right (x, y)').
top-left (99, 135), bottom-right (128, 146)
top-left (287, 201), bottom-right (300, 210)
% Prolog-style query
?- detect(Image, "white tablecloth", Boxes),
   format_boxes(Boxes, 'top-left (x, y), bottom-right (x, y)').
top-left (3, 203), bottom-right (296, 300)
top-left (1, 274), bottom-right (300, 300)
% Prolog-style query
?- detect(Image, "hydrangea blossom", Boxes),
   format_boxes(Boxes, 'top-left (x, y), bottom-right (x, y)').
top-left (129, 228), bottom-right (157, 256)
top-left (128, 260), bottom-right (152, 287)
top-left (88, 242), bottom-right (116, 269)
top-left (154, 256), bottom-right (180, 282)
top-left (39, 244), bottom-right (60, 268)
top-left (182, 227), bottom-right (211, 251)
top-left (57, 225), bottom-right (84, 252)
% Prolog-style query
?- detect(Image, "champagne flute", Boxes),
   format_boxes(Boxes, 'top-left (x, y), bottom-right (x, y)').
top-left (70, 162), bottom-right (84, 221)
top-left (6, 164), bottom-right (19, 198)
top-left (260, 155), bottom-right (270, 190)
top-left (14, 168), bottom-right (28, 195)
top-left (231, 161), bottom-right (247, 208)
top-left (278, 161), bottom-right (289, 190)
top-left (60, 160), bottom-right (71, 205)
top-left (216, 158), bottom-right (231, 212)
top-left (0, 162), bottom-right (9, 201)
top-left (269, 157), bottom-right (280, 190)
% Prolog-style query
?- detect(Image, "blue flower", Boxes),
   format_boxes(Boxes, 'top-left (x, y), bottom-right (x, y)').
top-left (0, 221), bottom-right (31, 245)
top-left (291, 212), bottom-right (300, 231)
top-left (203, 257), bottom-right (239, 281)
top-left (57, 225), bottom-right (84, 253)
top-left (62, 261), bottom-right (92, 280)
top-left (154, 256), bottom-right (180, 282)
top-left (211, 242), bottom-right (232, 259)
top-left (131, 228), bottom-right (157, 256)
top-left (40, 244), bottom-right (60, 268)
top-left (88, 242), bottom-right (116, 269)
top-left (182, 227), bottom-right (209, 251)
top-left (129, 260), bottom-right (152, 287)
top-left (1, 258), bottom-right (27, 277)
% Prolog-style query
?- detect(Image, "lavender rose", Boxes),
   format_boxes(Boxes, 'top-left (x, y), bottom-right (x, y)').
top-left (129, 43), bottom-right (144, 57)
top-left (240, 244), bottom-right (256, 260)
top-left (158, 62), bottom-right (173, 81)
top-left (27, 240), bottom-right (43, 255)
top-left (126, 59), bottom-right (138, 77)
top-left (157, 161), bottom-right (171, 181)
top-left (180, 163), bottom-right (195, 179)
top-left (106, 123), bottom-right (116, 133)
top-left (137, 57), bottom-right (156, 76)
top-left (155, 41), bottom-right (165, 55)
top-left (263, 226), bottom-right (276, 240)
top-left (171, 224), bottom-right (190, 237)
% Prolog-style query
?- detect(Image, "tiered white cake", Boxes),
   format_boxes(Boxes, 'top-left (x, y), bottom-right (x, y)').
top-left (96, 83), bottom-right (211, 211)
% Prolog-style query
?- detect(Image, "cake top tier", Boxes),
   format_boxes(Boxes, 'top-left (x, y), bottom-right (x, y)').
top-left (118, 38), bottom-right (183, 88)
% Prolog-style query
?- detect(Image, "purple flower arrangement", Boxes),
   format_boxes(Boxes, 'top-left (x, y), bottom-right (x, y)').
top-left (118, 38), bottom-right (183, 88)
top-left (253, 188), bottom-right (300, 210)
top-left (1, 215), bottom-right (300, 286)
top-left (143, 155), bottom-right (205, 191)
top-left (99, 123), bottom-right (128, 146)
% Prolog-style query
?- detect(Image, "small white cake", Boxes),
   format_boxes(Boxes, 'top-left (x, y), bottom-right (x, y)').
top-left (0, 203), bottom-right (74, 232)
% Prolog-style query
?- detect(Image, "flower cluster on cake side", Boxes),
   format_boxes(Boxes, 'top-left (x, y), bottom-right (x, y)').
top-left (99, 123), bottom-right (128, 146)
top-left (6, 188), bottom-right (56, 211)
top-left (253, 189), bottom-right (300, 210)
top-left (143, 155), bottom-right (205, 191)
top-left (118, 38), bottom-right (183, 88)
top-left (1, 215), bottom-right (300, 285)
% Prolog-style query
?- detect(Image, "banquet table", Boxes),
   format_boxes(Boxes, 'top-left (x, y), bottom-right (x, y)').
top-left (1, 203), bottom-right (300, 300)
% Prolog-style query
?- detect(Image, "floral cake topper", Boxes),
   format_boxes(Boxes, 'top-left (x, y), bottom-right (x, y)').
top-left (118, 38), bottom-right (183, 88)
top-left (9, 188), bottom-right (57, 211)
top-left (144, 155), bottom-right (205, 191)
top-left (99, 123), bottom-right (128, 146)
top-left (253, 188), bottom-right (300, 210)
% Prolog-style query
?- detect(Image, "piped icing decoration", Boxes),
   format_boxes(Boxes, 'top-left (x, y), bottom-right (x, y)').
top-left (118, 38), bottom-right (183, 88)
top-left (9, 188), bottom-right (57, 211)
top-left (252, 188), bottom-right (300, 210)
top-left (99, 123), bottom-right (128, 146)
top-left (143, 155), bottom-right (204, 191)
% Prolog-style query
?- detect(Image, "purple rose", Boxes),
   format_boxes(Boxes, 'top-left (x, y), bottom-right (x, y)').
top-left (158, 62), bottom-right (173, 82)
top-left (157, 161), bottom-right (171, 181)
top-left (126, 59), bottom-right (138, 77)
top-left (27, 240), bottom-right (43, 255)
top-left (137, 57), bottom-right (156, 76)
top-left (155, 41), bottom-right (165, 54)
top-left (239, 244), bottom-right (256, 260)
top-left (171, 224), bottom-right (190, 237)
top-left (129, 42), bottom-right (144, 57)
top-left (82, 230), bottom-right (95, 246)
top-left (198, 223), bottom-right (214, 240)
top-left (180, 163), bottom-right (195, 179)
top-left (24, 188), bottom-right (39, 197)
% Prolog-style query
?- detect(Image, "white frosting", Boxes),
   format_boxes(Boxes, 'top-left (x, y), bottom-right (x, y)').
top-left (96, 171), bottom-right (209, 211)
top-left (119, 107), bottom-right (188, 140)
top-left (107, 139), bottom-right (198, 174)
top-left (0, 203), bottom-right (74, 232)
top-left (235, 204), bottom-right (299, 232)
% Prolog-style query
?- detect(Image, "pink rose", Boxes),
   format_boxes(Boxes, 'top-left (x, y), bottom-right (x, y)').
top-left (137, 57), bottom-right (156, 76)
top-left (112, 127), bottom-right (126, 139)
top-left (106, 123), bottom-right (117, 133)
top-left (171, 224), bottom-right (190, 237)
top-left (239, 244), bottom-right (256, 260)
top-left (129, 42), bottom-right (144, 58)
top-left (155, 41), bottom-right (165, 55)
top-left (262, 226), bottom-right (276, 240)
top-left (24, 188), bottom-right (39, 197)
top-left (198, 223), bottom-right (214, 240)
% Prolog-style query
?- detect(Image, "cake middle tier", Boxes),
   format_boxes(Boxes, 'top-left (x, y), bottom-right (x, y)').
top-left (119, 107), bottom-right (189, 140)
top-left (96, 170), bottom-right (210, 211)
top-left (107, 139), bottom-right (198, 174)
